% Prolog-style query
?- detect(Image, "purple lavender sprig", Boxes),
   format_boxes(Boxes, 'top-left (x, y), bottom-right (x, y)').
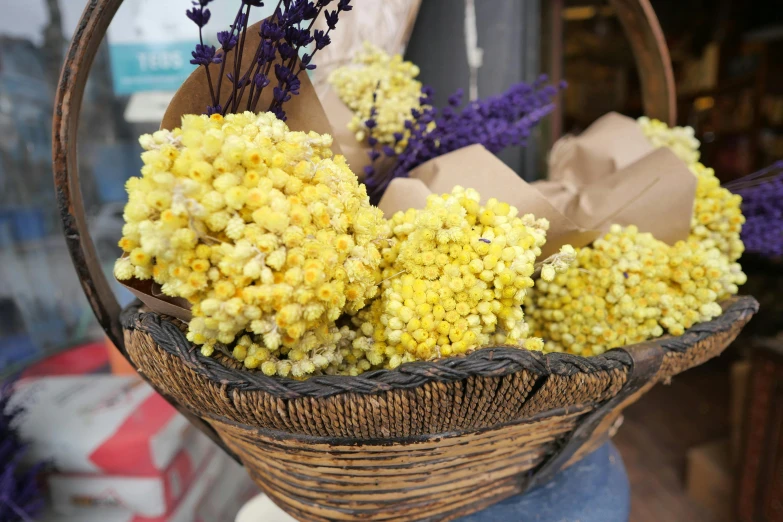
top-left (186, 0), bottom-right (350, 120)
top-left (266, 0), bottom-right (352, 120)
top-left (0, 378), bottom-right (46, 522)
top-left (363, 76), bottom-right (565, 204)
top-left (731, 161), bottom-right (783, 259)
top-left (187, 0), bottom-right (221, 107)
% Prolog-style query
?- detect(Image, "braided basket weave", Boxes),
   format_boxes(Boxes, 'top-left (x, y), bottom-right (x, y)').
top-left (53, 0), bottom-right (758, 520)
top-left (118, 298), bottom-right (757, 521)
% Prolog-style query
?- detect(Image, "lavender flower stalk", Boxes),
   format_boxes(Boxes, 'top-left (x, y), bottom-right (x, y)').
top-left (731, 161), bottom-right (783, 259)
top-left (0, 378), bottom-right (45, 522)
top-left (363, 76), bottom-right (564, 203)
top-left (186, 0), bottom-right (351, 119)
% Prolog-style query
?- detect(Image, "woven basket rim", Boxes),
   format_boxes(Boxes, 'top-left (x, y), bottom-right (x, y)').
top-left (121, 296), bottom-right (758, 399)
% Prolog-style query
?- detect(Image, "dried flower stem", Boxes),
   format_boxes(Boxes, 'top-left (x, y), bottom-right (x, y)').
top-left (215, 8), bottom-right (246, 109)
top-left (186, 0), bottom-right (351, 119)
top-left (198, 26), bottom-right (218, 106)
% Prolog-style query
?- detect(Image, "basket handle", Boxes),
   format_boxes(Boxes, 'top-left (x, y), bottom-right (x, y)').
top-left (52, 0), bottom-right (237, 460)
top-left (53, 0), bottom-right (123, 358)
top-left (609, 0), bottom-right (677, 124)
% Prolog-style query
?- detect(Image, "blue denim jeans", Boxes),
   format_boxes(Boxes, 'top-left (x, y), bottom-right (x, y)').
top-left (457, 442), bottom-right (630, 522)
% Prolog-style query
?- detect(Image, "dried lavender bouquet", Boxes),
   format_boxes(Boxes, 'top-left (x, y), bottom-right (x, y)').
top-left (362, 79), bottom-right (564, 203)
top-left (729, 161), bottom-right (783, 259)
top-left (187, 0), bottom-right (352, 119)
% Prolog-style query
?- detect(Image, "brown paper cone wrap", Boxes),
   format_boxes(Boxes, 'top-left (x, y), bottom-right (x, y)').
top-left (120, 275), bottom-right (192, 321)
top-left (538, 112), bottom-right (696, 244)
top-left (319, 87), bottom-right (373, 176)
top-left (378, 112), bottom-right (696, 258)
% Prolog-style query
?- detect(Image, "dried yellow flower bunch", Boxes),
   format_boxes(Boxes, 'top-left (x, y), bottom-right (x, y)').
top-left (637, 116), bottom-right (701, 165)
top-left (526, 225), bottom-right (741, 355)
top-left (351, 187), bottom-right (575, 368)
top-left (689, 162), bottom-right (745, 271)
top-left (329, 42), bottom-right (424, 146)
top-left (114, 112), bottom-right (390, 377)
top-left (231, 324), bottom-right (365, 378)
top-left (638, 117), bottom-right (745, 266)
top-left (524, 119), bottom-right (747, 357)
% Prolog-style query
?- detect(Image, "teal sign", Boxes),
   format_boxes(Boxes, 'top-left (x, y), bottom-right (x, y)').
top-left (109, 42), bottom-right (198, 95)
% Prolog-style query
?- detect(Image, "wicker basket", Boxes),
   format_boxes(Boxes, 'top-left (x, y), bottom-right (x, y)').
top-left (53, 1), bottom-right (758, 520)
top-left (116, 298), bottom-right (756, 521)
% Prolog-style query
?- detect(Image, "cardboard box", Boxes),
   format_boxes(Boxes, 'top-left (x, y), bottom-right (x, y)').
top-left (48, 429), bottom-right (214, 517)
top-left (686, 438), bottom-right (733, 521)
top-left (40, 450), bottom-right (259, 522)
top-left (21, 342), bottom-right (110, 378)
top-left (11, 376), bottom-right (191, 475)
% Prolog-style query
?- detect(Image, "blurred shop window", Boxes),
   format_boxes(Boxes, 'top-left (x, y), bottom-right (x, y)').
top-left (1, 0), bottom-right (270, 376)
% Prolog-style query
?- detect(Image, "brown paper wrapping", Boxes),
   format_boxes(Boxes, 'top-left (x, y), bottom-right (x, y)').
top-left (378, 112), bottom-right (696, 258)
top-left (537, 112), bottom-right (696, 244)
top-left (121, 276), bottom-right (192, 321)
top-left (320, 87), bottom-right (373, 176)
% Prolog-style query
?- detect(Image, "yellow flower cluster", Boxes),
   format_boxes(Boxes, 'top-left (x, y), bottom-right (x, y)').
top-left (638, 117), bottom-right (746, 266)
top-left (689, 162), bottom-right (746, 279)
top-left (637, 116), bottom-right (700, 165)
top-left (350, 187), bottom-right (573, 368)
top-left (525, 225), bottom-right (742, 355)
top-left (228, 324), bottom-right (373, 378)
top-left (114, 112), bottom-right (390, 377)
top-left (524, 119), bottom-right (748, 356)
top-left (329, 42), bottom-right (425, 146)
